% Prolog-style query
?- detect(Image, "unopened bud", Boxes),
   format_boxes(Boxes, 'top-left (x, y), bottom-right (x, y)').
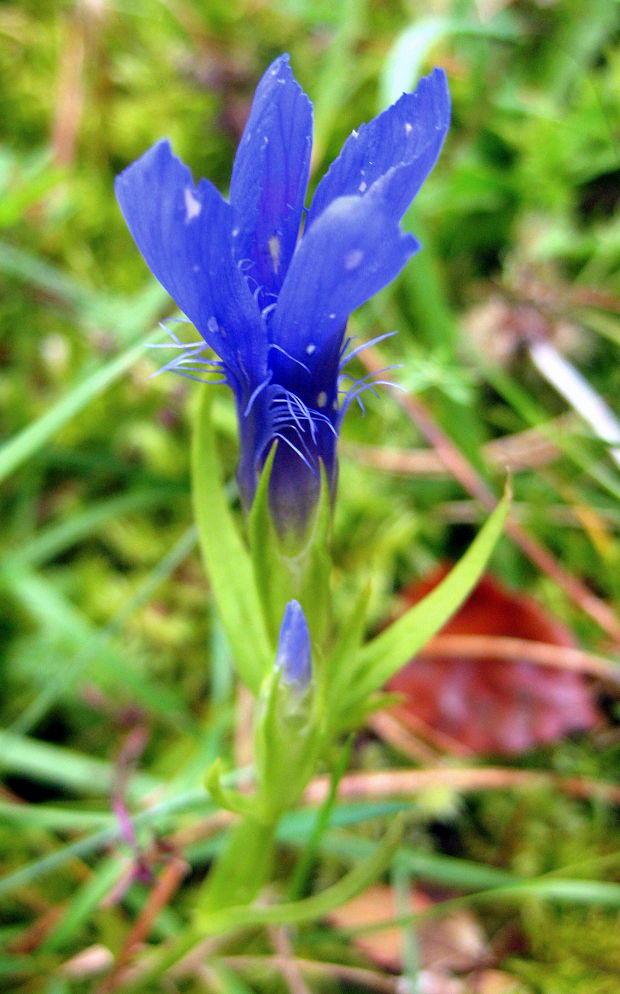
top-left (275, 600), bottom-right (312, 690)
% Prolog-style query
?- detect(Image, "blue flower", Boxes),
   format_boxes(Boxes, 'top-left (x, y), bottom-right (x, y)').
top-left (275, 600), bottom-right (312, 691)
top-left (115, 55), bottom-right (450, 539)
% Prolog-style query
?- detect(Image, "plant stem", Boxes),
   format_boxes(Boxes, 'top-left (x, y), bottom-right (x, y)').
top-left (196, 814), bottom-right (278, 915)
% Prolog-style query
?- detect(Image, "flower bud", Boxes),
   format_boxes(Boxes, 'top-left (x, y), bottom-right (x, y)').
top-left (254, 600), bottom-right (321, 817)
top-left (275, 600), bottom-right (312, 690)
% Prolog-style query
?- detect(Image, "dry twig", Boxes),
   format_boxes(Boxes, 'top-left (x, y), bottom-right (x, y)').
top-left (424, 634), bottom-right (620, 683)
top-left (95, 856), bottom-right (189, 994)
top-left (360, 347), bottom-right (620, 643)
top-left (305, 767), bottom-right (620, 807)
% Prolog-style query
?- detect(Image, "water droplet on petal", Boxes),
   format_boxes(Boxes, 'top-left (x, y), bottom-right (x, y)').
top-left (184, 187), bottom-right (202, 222)
top-left (344, 249), bottom-right (363, 270)
top-left (269, 235), bottom-right (281, 274)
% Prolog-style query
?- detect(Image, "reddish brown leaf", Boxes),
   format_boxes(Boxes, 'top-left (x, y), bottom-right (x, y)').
top-left (469, 969), bottom-right (529, 993)
top-left (387, 569), bottom-right (600, 755)
top-left (328, 884), bottom-right (488, 974)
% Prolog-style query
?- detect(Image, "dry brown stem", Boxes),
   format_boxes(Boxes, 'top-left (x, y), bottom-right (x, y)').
top-left (305, 767), bottom-right (620, 807)
top-left (268, 926), bottom-right (314, 994)
top-left (360, 347), bottom-right (620, 643)
top-left (95, 856), bottom-right (189, 994)
top-left (368, 711), bottom-right (440, 762)
top-left (214, 954), bottom-right (400, 993)
top-left (424, 634), bottom-right (620, 683)
top-left (346, 419), bottom-right (567, 477)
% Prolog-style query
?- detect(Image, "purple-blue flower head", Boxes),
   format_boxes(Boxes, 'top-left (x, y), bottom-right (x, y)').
top-left (115, 55), bottom-right (450, 539)
top-left (275, 600), bottom-right (312, 691)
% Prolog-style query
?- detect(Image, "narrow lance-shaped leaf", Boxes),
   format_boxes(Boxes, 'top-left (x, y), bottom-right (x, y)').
top-left (346, 489), bottom-right (510, 705)
top-left (0, 326), bottom-right (163, 485)
top-left (124, 817), bottom-right (404, 990)
top-left (196, 815), bottom-right (404, 935)
top-left (191, 384), bottom-right (272, 693)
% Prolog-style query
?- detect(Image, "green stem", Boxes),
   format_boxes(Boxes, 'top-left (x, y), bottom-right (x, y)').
top-left (287, 737), bottom-right (353, 900)
top-left (196, 814), bottom-right (277, 914)
top-left (124, 817), bottom-right (403, 992)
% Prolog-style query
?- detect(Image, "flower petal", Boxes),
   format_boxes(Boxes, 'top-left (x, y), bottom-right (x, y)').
top-left (270, 190), bottom-right (419, 393)
top-left (115, 139), bottom-right (266, 377)
top-left (275, 600), bottom-right (312, 689)
top-left (230, 54), bottom-right (312, 303)
top-left (306, 67), bottom-right (450, 229)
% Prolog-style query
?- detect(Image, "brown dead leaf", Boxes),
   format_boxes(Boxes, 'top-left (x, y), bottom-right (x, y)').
top-left (328, 884), bottom-right (488, 974)
top-left (468, 968), bottom-right (529, 993)
top-left (387, 569), bottom-right (600, 755)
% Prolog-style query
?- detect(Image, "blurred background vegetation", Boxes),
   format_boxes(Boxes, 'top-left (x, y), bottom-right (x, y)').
top-left (2, 0), bottom-right (620, 991)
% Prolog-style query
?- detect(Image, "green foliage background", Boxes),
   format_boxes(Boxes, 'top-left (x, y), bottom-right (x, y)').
top-left (1, 0), bottom-right (620, 990)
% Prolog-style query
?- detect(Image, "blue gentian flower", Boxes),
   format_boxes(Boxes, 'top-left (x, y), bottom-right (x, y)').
top-left (115, 55), bottom-right (450, 539)
top-left (275, 600), bottom-right (312, 691)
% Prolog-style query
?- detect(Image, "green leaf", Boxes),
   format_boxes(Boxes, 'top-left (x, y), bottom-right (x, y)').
top-left (0, 790), bottom-right (209, 900)
top-left (287, 736), bottom-right (354, 900)
top-left (127, 815), bottom-right (404, 990)
top-left (318, 828), bottom-right (517, 891)
top-left (326, 581), bottom-right (371, 702)
top-left (0, 731), bottom-right (158, 800)
top-left (191, 384), bottom-right (272, 693)
top-left (379, 13), bottom-right (518, 108)
top-left (247, 443), bottom-right (291, 643)
top-left (331, 692), bottom-right (402, 736)
top-left (5, 487), bottom-right (181, 568)
top-left (346, 489), bottom-right (510, 704)
top-left (204, 759), bottom-right (257, 818)
top-left (311, 0), bottom-right (368, 163)
top-left (254, 667), bottom-right (323, 820)
top-left (0, 802), bottom-right (113, 831)
top-left (41, 856), bottom-right (123, 952)
top-left (0, 329), bottom-right (161, 485)
top-left (196, 814), bottom-right (277, 916)
top-left (199, 813), bottom-right (403, 934)
top-left (3, 569), bottom-right (191, 734)
top-left (379, 17), bottom-right (449, 107)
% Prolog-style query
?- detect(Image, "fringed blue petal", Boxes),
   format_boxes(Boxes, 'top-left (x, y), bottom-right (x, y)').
top-left (270, 190), bottom-right (418, 394)
top-left (116, 60), bottom-right (451, 543)
top-left (306, 67), bottom-right (450, 229)
top-left (230, 55), bottom-right (312, 305)
top-left (115, 139), bottom-right (267, 381)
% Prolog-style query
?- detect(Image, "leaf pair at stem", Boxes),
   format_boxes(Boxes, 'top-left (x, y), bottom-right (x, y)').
top-left (192, 383), bottom-right (509, 915)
